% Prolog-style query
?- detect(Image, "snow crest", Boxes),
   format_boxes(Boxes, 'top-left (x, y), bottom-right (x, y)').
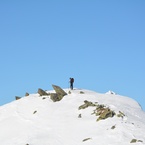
top-left (0, 89), bottom-right (145, 145)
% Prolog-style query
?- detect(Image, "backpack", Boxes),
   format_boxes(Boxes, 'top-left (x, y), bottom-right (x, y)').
top-left (71, 78), bottom-right (74, 83)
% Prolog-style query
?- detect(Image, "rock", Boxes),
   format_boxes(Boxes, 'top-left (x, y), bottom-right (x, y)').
top-left (78, 100), bottom-right (96, 110)
top-left (78, 100), bottom-right (116, 121)
top-left (25, 92), bottom-right (29, 96)
top-left (78, 114), bottom-right (82, 118)
top-left (117, 111), bottom-right (125, 118)
top-left (80, 91), bottom-right (85, 94)
top-left (97, 108), bottom-right (115, 121)
top-left (15, 96), bottom-right (21, 100)
top-left (33, 110), bottom-right (37, 114)
top-left (52, 85), bottom-right (67, 96)
top-left (130, 139), bottom-right (143, 143)
top-left (111, 125), bottom-right (116, 129)
top-left (50, 93), bottom-right (61, 102)
top-left (82, 138), bottom-right (92, 142)
top-left (50, 85), bottom-right (67, 102)
top-left (68, 91), bottom-right (71, 94)
top-left (38, 88), bottom-right (48, 96)
top-left (130, 139), bottom-right (137, 143)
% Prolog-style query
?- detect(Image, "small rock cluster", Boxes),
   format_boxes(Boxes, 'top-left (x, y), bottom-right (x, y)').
top-left (15, 85), bottom-right (67, 102)
top-left (130, 139), bottom-right (143, 143)
top-left (78, 100), bottom-right (116, 121)
top-left (37, 85), bottom-right (67, 102)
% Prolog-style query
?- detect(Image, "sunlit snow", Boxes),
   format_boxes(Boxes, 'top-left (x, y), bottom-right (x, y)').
top-left (0, 88), bottom-right (145, 145)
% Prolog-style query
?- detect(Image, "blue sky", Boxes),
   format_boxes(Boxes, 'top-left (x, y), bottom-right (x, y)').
top-left (0, 0), bottom-right (145, 111)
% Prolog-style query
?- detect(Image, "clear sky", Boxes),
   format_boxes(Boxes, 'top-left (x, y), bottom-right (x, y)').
top-left (0, 0), bottom-right (145, 111)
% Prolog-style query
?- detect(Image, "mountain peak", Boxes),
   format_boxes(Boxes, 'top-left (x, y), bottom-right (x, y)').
top-left (0, 87), bottom-right (145, 145)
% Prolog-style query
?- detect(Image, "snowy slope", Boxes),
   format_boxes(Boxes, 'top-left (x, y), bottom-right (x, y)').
top-left (0, 89), bottom-right (145, 145)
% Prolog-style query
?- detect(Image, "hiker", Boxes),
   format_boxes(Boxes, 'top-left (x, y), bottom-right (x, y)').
top-left (70, 78), bottom-right (74, 90)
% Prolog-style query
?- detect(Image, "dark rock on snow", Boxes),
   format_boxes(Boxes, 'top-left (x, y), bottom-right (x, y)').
top-left (50, 85), bottom-right (67, 102)
top-left (52, 85), bottom-right (67, 96)
top-left (38, 88), bottom-right (48, 96)
top-left (15, 96), bottom-right (21, 100)
top-left (25, 92), bottom-right (29, 96)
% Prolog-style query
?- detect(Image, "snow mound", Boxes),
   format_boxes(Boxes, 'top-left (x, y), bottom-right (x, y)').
top-left (0, 88), bottom-right (145, 145)
top-left (106, 90), bottom-right (116, 95)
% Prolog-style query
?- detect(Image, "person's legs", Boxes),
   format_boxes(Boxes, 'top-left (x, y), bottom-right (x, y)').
top-left (71, 83), bottom-right (73, 90)
top-left (70, 83), bottom-right (73, 90)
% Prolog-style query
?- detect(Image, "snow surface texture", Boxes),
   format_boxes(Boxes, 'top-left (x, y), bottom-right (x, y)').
top-left (0, 89), bottom-right (145, 145)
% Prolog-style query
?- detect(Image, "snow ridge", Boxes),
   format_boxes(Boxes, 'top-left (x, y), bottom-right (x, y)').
top-left (0, 88), bottom-right (145, 145)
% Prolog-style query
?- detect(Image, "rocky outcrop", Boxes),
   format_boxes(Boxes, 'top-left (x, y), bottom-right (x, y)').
top-left (38, 88), bottom-right (48, 96)
top-left (52, 85), bottom-right (67, 96)
top-left (79, 100), bottom-right (116, 121)
top-left (50, 85), bottom-right (67, 102)
top-left (78, 100), bottom-right (96, 109)
top-left (96, 107), bottom-right (115, 121)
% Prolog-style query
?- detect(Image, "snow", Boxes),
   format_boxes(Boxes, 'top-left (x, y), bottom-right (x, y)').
top-left (0, 88), bottom-right (145, 145)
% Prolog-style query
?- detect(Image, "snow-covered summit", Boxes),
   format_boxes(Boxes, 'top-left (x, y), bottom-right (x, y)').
top-left (0, 88), bottom-right (145, 145)
top-left (106, 90), bottom-right (116, 95)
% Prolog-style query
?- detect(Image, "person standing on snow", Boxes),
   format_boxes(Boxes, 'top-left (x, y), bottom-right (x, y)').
top-left (70, 78), bottom-right (74, 90)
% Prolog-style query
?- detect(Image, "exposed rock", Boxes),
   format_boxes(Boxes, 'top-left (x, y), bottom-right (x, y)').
top-left (82, 138), bottom-right (92, 142)
top-left (25, 92), bottom-right (29, 96)
top-left (15, 96), bottom-right (21, 100)
top-left (50, 93), bottom-right (61, 102)
top-left (38, 88), bottom-right (48, 96)
top-left (95, 104), bottom-right (105, 115)
top-left (130, 139), bottom-right (137, 143)
top-left (80, 91), bottom-right (85, 94)
top-left (111, 125), bottom-right (116, 129)
top-left (52, 85), bottom-right (67, 96)
top-left (33, 110), bottom-right (37, 114)
top-left (68, 91), bottom-right (71, 94)
top-left (130, 139), bottom-right (143, 143)
top-left (78, 114), bottom-right (82, 118)
top-left (78, 100), bottom-right (96, 110)
top-left (78, 100), bottom-right (116, 121)
top-left (50, 85), bottom-right (67, 102)
top-left (97, 108), bottom-right (116, 121)
top-left (117, 111), bottom-right (125, 118)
